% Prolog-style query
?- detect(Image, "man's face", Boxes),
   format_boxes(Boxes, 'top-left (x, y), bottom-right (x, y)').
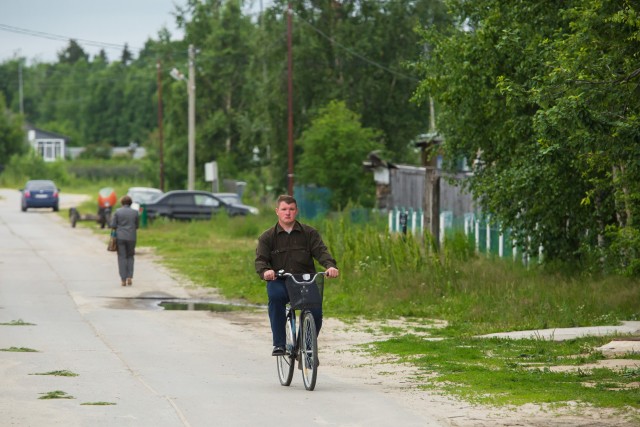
top-left (276, 202), bottom-right (298, 226)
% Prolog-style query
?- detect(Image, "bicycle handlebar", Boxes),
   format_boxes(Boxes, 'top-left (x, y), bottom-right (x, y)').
top-left (276, 270), bottom-right (326, 284)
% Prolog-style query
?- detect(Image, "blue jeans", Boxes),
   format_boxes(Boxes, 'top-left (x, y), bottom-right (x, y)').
top-left (267, 279), bottom-right (322, 347)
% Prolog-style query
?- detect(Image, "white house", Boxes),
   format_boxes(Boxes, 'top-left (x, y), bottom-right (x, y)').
top-left (25, 125), bottom-right (68, 162)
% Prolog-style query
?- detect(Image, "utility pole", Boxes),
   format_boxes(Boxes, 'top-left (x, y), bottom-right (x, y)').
top-left (187, 44), bottom-right (196, 191)
top-left (424, 96), bottom-right (441, 248)
top-left (18, 58), bottom-right (24, 115)
top-left (156, 60), bottom-right (165, 192)
top-left (287, 3), bottom-right (294, 196)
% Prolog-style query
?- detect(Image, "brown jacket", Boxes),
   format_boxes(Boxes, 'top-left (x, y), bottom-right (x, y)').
top-left (255, 221), bottom-right (337, 280)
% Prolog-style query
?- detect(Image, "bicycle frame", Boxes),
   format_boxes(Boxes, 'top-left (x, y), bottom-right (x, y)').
top-left (276, 272), bottom-right (324, 391)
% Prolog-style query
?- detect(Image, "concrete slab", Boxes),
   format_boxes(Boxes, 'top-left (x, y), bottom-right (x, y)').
top-left (479, 321), bottom-right (640, 341)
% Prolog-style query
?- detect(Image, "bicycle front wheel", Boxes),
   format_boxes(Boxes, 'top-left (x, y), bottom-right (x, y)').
top-left (300, 311), bottom-right (318, 391)
top-left (277, 313), bottom-right (296, 386)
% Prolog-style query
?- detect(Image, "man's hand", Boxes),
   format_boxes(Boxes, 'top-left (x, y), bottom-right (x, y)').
top-left (263, 269), bottom-right (276, 281)
top-left (325, 267), bottom-right (339, 278)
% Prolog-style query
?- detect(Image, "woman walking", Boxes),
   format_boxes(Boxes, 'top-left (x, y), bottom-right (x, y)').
top-left (111, 195), bottom-right (139, 286)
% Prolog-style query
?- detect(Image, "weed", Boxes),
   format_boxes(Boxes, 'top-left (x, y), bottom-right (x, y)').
top-left (1, 347), bottom-right (38, 352)
top-left (81, 402), bottom-right (116, 406)
top-left (38, 390), bottom-right (74, 400)
top-left (0, 319), bottom-right (36, 326)
top-left (31, 370), bottom-right (78, 377)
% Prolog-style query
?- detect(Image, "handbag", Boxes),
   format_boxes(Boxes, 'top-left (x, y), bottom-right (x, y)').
top-left (107, 230), bottom-right (117, 252)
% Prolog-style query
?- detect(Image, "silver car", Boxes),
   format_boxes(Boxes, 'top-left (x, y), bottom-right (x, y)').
top-left (126, 187), bottom-right (163, 212)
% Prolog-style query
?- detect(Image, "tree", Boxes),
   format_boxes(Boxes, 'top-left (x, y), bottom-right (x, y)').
top-left (297, 100), bottom-right (381, 208)
top-left (258, 0), bottom-right (451, 192)
top-left (414, 0), bottom-right (640, 267)
top-left (57, 39), bottom-right (89, 64)
top-left (0, 92), bottom-right (26, 166)
top-left (120, 44), bottom-right (133, 65)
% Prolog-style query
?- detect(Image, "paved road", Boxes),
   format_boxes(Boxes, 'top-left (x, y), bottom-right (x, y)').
top-left (0, 189), bottom-right (443, 427)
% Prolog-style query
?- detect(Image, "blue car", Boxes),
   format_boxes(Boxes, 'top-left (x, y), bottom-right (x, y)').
top-left (21, 180), bottom-right (60, 212)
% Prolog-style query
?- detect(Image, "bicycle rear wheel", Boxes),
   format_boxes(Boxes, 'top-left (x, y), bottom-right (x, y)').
top-left (277, 312), bottom-right (296, 386)
top-left (300, 311), bottom-right (318, 391)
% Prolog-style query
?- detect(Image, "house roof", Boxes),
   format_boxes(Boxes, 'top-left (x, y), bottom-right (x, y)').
top-left (25, 123), bottom-right (70, 141)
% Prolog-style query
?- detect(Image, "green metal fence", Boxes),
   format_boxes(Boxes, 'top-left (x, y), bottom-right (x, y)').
top-left (389, 208), bottom-right (541, 263)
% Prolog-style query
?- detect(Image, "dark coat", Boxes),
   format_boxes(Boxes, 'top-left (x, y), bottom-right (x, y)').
top-left (255, 221), bottom-right (337, 280)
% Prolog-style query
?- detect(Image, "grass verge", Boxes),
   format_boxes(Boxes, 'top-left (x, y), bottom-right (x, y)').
top-left (371, 335), bottom-right (640, 408)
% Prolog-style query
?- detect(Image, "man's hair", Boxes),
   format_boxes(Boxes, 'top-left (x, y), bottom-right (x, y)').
top-left (121, 195), bottom-right (133, 206)
top-left (276, 194), bottom-right (297, 206)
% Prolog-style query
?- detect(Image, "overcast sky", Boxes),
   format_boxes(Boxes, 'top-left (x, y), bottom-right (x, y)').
top-left (0, 0), bottom-right (188, 64)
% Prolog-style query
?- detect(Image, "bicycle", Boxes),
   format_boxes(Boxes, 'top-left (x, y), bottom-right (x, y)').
top-left (275, 270), bottom-right (325, 391)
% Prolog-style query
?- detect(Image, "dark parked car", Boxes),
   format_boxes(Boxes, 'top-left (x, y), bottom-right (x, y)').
top-left (144, 190), bottom-right (255, 220)
top-left (21, 180), bottom-right (60, 212)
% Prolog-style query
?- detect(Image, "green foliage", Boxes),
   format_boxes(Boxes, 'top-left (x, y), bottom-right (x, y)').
top-left (133, 211), bottom-right (640, 336)
top-left (415, 0), bottom-right (640, 269)
top-left (81, 402), bottom-right (116, 406)
top-left (57, 39), bottom-right (89, 64)
top-left (0, 0), bottom-right (450, 193)
top-left (77, 143), bottom-right (113, 160)
top-left (1, 347), bottom-right (38, 352)
top-left (0, 153), bottom-right (70, 187)
top-left (601, 225), bottom-right (640, 276)
top-left (372, 335), bottom-right (640, 408)
top-left (38, 390), bottom-right (74, 400)
top-left (298, 100), bottom-right (381, 208)
top-left (0, 319), bottom-right (35, 326)
top-left (0, 92), bottom-right (26, 166)
top-left (31, 370), bottom-right (78, 377)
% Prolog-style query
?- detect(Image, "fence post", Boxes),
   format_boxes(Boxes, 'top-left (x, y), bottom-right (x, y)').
top-left (475, 219), bottom-right (480, 252)
top-left (388, 210), bottom-right (393, 232)
top-left (486, 217), bottom-right (491, 254)
top-left (410, 208), bottom-right (417, 235)
top-left (399, 209), bottom-right (408, 235)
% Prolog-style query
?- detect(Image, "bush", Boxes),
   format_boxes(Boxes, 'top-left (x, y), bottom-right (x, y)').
top-left (0, 153), bottom-right (70, 187)
top-left (602, 225), bottom-right (640, 276)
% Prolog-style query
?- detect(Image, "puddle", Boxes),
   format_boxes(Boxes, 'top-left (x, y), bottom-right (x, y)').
top-left (160, 301), bottom-right (245, 312)
top-left (105, 293), bottom-right (264, 312)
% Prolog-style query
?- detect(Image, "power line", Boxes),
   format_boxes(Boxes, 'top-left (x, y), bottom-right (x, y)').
top-left (0, 23), bottom-right (129, 51)
top-left (291, 12), bottom-right (420, 83)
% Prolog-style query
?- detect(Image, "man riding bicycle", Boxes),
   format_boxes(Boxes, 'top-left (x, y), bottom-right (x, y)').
top-left (255, 195), bottom-right (339, 356)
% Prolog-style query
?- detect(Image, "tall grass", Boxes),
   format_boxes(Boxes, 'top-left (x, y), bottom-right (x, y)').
top-left (136, 210), bottom-right (640, 336)
top-left (325, 215), bottom-right (639, 334)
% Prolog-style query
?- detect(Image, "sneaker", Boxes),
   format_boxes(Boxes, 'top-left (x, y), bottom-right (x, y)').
top-left (121, 280), bottom-right (126, 287)
top-left (272, 346), bottom-right (285, 356)
top-left (127, 278), bottom-right (132, 286)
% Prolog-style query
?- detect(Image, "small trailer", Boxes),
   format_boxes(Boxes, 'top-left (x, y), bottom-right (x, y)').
top-left (68, 187), bottom-right (117, 229)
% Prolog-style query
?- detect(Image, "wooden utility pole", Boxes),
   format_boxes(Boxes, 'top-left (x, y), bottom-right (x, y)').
top-left (287, 2), bottom-right (294, 196)
top-left (156, 60), bottom-right (165, 192)
top-left (424, 143), bottom-right (440, 246)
